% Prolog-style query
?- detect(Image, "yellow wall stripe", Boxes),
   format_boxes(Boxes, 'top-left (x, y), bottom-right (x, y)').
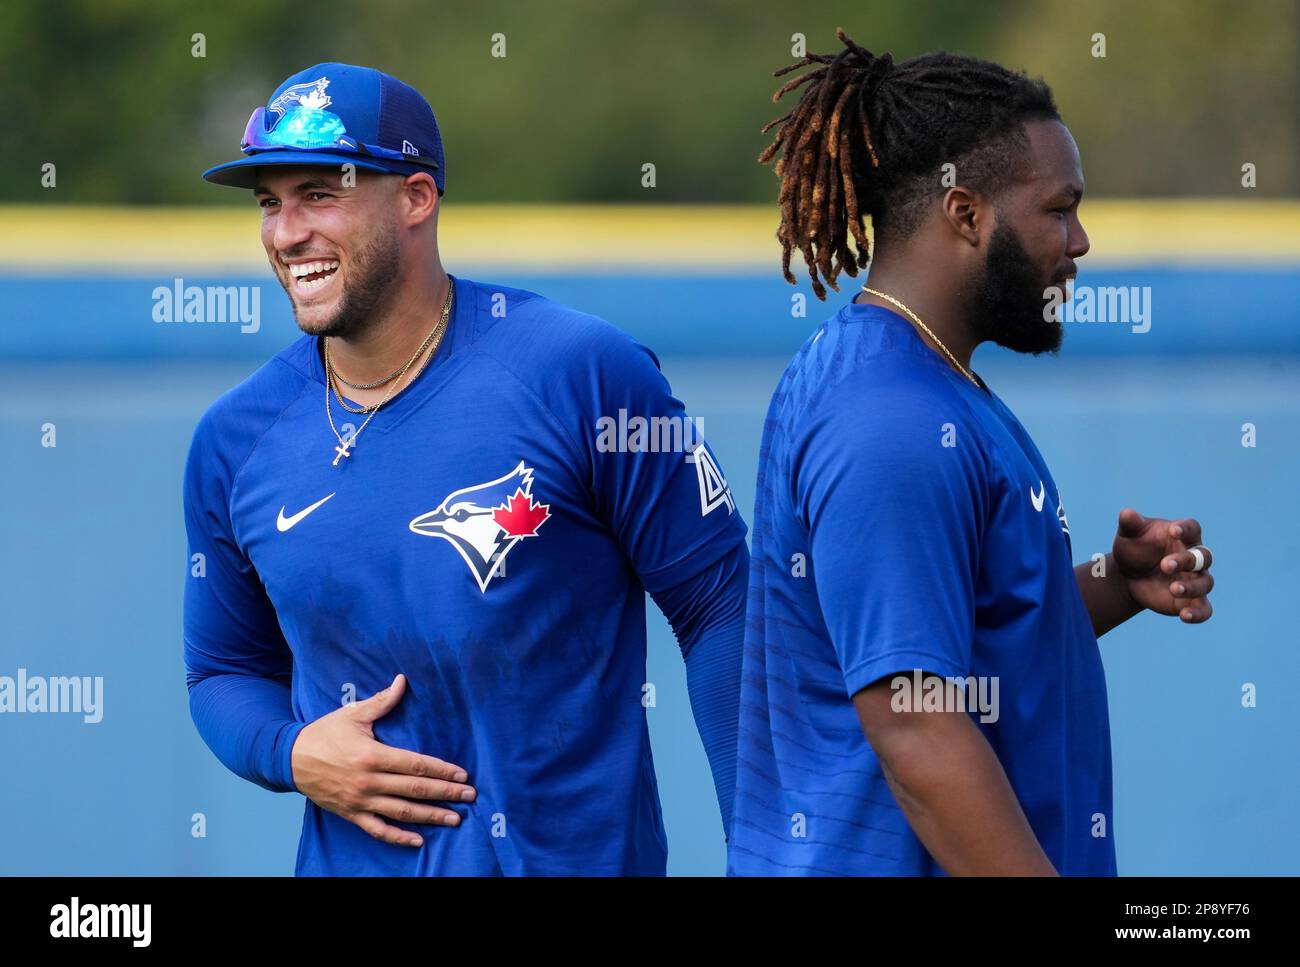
top-left (1, 200), bottom-right (1296, 272)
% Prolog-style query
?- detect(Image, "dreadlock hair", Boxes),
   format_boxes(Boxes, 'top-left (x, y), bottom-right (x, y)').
top-left (758, 28), bottom-right (1061, 299)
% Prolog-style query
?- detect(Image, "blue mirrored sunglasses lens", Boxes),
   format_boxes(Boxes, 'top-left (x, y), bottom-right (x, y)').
top-left (242, 105), bottom-right (351, 151)
top-left (266, 106), bottom-right (349, 147)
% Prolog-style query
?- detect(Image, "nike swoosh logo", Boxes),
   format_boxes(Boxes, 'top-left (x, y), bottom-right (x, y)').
top-left (277, 493), bottom-right (336, 532)
top-left (1030, 481), bottom-right (1046, 512)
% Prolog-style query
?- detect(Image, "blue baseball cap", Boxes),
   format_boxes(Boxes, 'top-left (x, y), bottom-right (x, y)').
top-left (202, 63), bottom-right (445, 193)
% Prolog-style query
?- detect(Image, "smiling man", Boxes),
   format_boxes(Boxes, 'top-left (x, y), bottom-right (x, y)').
top-left (183, 64), bottom-right (748, 875)
top-left (729, 32), bottom-right (1217, 876)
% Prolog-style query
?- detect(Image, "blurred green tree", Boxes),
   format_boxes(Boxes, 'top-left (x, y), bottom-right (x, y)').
top-left (1, 0), bottom-right (1294, 204)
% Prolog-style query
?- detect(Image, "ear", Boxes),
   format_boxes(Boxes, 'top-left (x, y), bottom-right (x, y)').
top-left (399, 172), bottom-right (440, 227)
top-left (939, 185), bottom-right (985, 246)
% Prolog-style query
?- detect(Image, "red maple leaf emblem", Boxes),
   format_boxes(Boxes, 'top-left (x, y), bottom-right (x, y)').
top-left (493, 488), bottom-right (551, 538)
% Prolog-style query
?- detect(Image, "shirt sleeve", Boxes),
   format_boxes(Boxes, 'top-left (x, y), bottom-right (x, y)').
top-left (648, 539), bottom-right (749, 839)
top-left (795, 373), bottom-right (990, 698)
top-left (585, 331), bottom-right (748, 592)
top-left (183, 410), bottom-right (305, 794)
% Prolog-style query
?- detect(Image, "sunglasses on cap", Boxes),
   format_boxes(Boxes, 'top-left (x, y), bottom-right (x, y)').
top-left (239, 105), bottom-right (440, 170)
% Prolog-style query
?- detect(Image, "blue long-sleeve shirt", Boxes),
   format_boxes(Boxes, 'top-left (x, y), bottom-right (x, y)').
top-left (183, 274), bottom-right (748, 875)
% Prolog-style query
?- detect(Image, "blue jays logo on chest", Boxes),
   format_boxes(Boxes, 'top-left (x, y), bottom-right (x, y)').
top-left (408, 461), bottom-right (552, 592)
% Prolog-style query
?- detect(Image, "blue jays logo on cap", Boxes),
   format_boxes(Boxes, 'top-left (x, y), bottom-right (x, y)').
top-left (202, 63), bottom-right (445, 193)
top-left (260, 77), bottom-right (356, 150)
top-left (269, 77), bottom-right (333, 118)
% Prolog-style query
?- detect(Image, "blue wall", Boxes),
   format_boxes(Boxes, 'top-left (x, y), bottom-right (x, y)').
top-left (1, 265), bottom-right (1296, 874)
top-left (4, 265), bottom-right (1298, 361)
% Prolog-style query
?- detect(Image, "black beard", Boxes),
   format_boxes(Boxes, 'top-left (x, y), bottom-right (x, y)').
top-left (970, 219), bottom-right (1063, 355)
top-left (283, 228), bottom-right (402, 340)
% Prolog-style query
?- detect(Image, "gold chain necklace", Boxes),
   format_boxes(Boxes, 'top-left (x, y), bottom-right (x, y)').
top-left (333, 360), bottom-right (405, 391)
top-left (860, 285), bottom-right (980, 388)
top-left (323, 278), bottom-right (454, 466)
top-left (326, 283), bottom-right (451, 415)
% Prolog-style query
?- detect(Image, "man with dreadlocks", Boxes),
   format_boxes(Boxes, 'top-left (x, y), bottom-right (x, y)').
top-left (730, 30), bottom-right (1216, 876)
